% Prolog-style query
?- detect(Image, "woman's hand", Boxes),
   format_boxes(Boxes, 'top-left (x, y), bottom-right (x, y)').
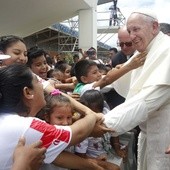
top-left (12, 137), bottom-right (46, 170)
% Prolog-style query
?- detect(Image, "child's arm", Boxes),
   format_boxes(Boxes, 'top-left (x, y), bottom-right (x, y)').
top-left (74, 152), bottom-right (120, 170)
top-left (93, 52), bottom-right (146, 89)
top-left (52, 151), bottom-right (105, 170)
top-left (110, 136), bottom-right (128, 161)
top-left (54, 82), bottom-right (75, 91)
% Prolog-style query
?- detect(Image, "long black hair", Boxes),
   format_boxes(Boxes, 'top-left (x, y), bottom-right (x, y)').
top-left (0, 35), bottom-right (25, 53)
top-left (0, 64), bottom-right (33, 114)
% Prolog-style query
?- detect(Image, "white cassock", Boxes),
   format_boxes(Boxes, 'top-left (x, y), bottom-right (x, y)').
top-left (104, 32), bottom-right (170, 170)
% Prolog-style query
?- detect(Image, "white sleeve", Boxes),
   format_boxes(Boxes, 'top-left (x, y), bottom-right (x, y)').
top-left (74, 138), bottom-right (89, 154)
top-left (104, 85), bottom-right (170, 136)
top-left (81, 82), bottom-right (100, 96)
top-left (24, 119), bottom-right (72, 163)
top-left (36, 74), bottom-right (50, 89)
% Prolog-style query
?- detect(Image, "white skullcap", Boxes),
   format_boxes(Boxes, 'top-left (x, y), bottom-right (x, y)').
top-left (132, 8), bottom-right (158, 20)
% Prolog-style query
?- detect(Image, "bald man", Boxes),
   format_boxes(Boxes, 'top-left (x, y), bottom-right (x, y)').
top-left (112, 26), bottom-right (136, 68)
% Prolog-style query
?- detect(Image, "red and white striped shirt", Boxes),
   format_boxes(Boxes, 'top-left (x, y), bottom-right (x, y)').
top-left (0, 114), bottom-right (72, 170)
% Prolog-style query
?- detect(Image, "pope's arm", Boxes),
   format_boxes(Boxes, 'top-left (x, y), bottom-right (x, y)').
top-left (104, 85), bottom-right (170, 136)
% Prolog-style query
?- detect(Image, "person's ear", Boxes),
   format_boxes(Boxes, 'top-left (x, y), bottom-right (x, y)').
top-left (23, 87), bottom-right (34, 100)
top-left (153, 21), bottom-right (159, 35)
top-left (81, 76), bottom-right (88, 84)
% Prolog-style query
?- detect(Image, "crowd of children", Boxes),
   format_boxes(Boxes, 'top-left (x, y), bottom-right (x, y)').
top-left (0, 35), bottom-right (145, 170)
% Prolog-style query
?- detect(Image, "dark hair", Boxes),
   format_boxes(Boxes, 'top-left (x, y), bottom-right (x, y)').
top-left (0, 35), bottom-right (25, 53)
top-left (80, 90), bottom-right (104, 112)
top-left (73, 54), bottom-right (79, 59)
top-left (55, 61), bottom-right (70, 73)
top-left (74, 59), bottom-right (97, 83)
top-left (109, 47), bottom-right (118, 53)
top-left (86, 47), bottom-right (96, 56)
top-left (46, 55), bottom-right (54, 67)
top-left (88, 47), bottom-right (96, 51)
top-left (27, 46), bottom-right (47, 67)
top-left (97, 63), bottom-right (109, 74)
top-left (0, 64), bottom-right (33, 114)
top-left (37, 93), bottom-right (72, 121)
top-left (47, 69), bottom-right (54, 78)
top-left (160, 23), bottom-right (170, 35)
top-left (45, 94), bottom-right (72, 115)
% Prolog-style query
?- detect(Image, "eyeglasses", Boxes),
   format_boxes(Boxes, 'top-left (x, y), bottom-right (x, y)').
top-left (117, 41), bottom-right (133, 48)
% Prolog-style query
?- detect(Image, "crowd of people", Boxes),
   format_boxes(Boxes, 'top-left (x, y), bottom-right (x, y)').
top-left (0, 8), bottom-right (170, 170)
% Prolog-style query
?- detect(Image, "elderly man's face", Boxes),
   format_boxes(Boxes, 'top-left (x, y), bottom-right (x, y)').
top-left (127, 13), bottom-right (158, 52)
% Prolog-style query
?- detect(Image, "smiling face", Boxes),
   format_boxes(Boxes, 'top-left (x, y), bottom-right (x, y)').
top-left (3, 40), bottom-right (28, 65)
top-left (81, 65), bottom-right (102, 84)
top-left (127, 13), bottom-right (159, 52)
top-left (30, 55), bottom-right (48, 79)
top-left (118, 27), bottom-right (136, 56)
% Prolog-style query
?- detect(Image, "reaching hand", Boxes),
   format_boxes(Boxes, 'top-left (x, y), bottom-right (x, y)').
top-left (68, 92), bottom-right (80, 101)
top-left (127, 51), bottom-right (147, 69)
top-left (90, 117), bottom-right (114, 137)
top-left (12, 137), bottom-right (46, 170)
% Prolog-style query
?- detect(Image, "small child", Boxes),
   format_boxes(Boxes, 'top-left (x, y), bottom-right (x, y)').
top-left (73, 57), bottom-right (145, 95)
top-left (73, 59), bottom-right (102, 95)
top-left (27, 46), bottom-right (49, 80)
top-left (73, 60), bottom-right (128, 160)
top-left (51, 61), bottom-right (77, 93)
top-left (55, 60), bottom-right (72, 83)
top-left (44, 93), bottom-right (74, 127)
top-left (75, 89), bottom-right (126, 170)
top-left (38, 92), bottom-right (74, 170)
top-left (38, 91), bottom-right (121, 170)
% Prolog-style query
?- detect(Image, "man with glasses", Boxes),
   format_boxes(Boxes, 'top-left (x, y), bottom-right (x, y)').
top-left (112, 26), bottom-right (136, 68)
top-left (109, 26), bottom-right (136, 109)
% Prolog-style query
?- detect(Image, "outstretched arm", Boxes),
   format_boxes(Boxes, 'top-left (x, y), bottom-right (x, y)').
top-left (93, 52), bottom-right (146, 89)
top-left (53, 151), bottom-right (105, 170)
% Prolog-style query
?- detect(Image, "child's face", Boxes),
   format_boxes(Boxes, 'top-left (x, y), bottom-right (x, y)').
top-left (48, 105), bottom-right (73, 126)
top-left (82, 65), bottom-right (102, 83)
top-left (30, 55), bottom-right (48, 79)
top-left (63, 65), bottom-right (71, 80)
top-left (53, 70), bottom-right (63, 81)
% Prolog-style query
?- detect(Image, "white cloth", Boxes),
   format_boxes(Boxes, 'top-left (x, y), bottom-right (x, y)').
top-left (36, 74), bottom-right (50, 89)
top-left (78, 82), bottom-right (100, 96)
top-left (0, 114), bottom-right (72, 170)
top-left (78, 81), bottom-right (112, 96)
top-left (104, 32), bottom-right (170, 170)
top-left (75, 137), bottom-right (107, 158)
